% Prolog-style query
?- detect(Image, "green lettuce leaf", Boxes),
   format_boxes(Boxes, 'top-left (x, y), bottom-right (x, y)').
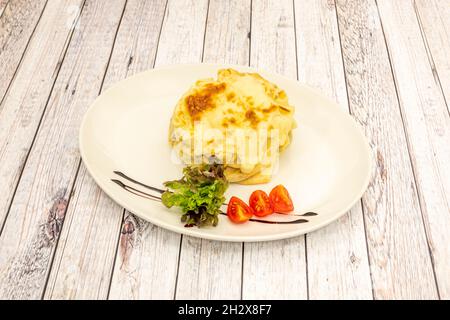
top-left (161, 162), bottom-right (228, 227)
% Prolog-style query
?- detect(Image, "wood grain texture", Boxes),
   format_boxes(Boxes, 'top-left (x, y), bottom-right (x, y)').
top-left (44, 0), bottom-right (167, 300)
top-left (242, 0), bottom-right (307, 300)
top-left (0, 0), bottom-right (127, 299)
top-left (0, 0), bottom-right (447, 300)
top-left (0, 0), bottom-right (47, 103)
top-left (109, 213), bottom-right (181, 299)
top-left (336, 0), bottom-right (438, 299)
top-left (44, 172), bottom-right (123, 299)
top-left (0, 0), bottom-right (9, 17)
top-left (175, 238), bottom-right (243, 300)
top-left (174, 0), bottom-right (250, 300)
top-left (202, 0), bottom-right (251, 65)
top-left (377, 0), bottom-right (450, 299)
top-left (153, 0), bottom-right (209, 66)
top-left (415, 0), bottom-right (450, 111)
top-left (293, 0), bottom-right (372, 300)
top-left (0, 0), bottom-right (83, 235)
top-left (108, 0), bottom-right (209, 299)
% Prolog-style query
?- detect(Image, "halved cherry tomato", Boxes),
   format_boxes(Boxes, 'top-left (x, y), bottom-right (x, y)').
top-left (227, 196), bottom-right (253, 223)
top-left (249, 190), bottom-right (273, 217)
top-left (269, 185), bottom-right (294, 213)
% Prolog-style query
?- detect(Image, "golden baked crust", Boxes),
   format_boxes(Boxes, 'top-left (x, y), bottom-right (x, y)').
top-left (169, 68), bottom-right (296, 184)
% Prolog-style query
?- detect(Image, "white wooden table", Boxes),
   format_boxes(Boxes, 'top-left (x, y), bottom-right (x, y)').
top-left (0, 0), bottom-right (449, 300)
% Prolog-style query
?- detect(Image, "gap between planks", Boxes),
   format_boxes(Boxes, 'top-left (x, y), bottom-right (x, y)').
top-left (376, 0), bottom-right (450, 298)
top-left (42, 0), bottom-right (127, 298)
top-left (0, 0), bottom-right (48, 106)
top-left (0, 0), bottom-right (128, 299)
top-left (2, 0), bottom-right (445, 300)
top-left (374, 0), bottom-right (440, 299)
top-left (0, 0), bottom-right (87, 235)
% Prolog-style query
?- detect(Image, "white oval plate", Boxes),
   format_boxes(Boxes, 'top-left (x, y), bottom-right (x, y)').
top-left (79, 64), bottom-right (372, 242)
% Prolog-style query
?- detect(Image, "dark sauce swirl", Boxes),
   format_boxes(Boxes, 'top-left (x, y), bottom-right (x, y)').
top-left (112, 171), bottom-right (318, 226)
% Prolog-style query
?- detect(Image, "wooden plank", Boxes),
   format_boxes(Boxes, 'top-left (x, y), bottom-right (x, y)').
top-left (335, 0), bottom-right (438, 299)
top-left (202, 0), bottom-right (251, 65)
top-left (0, 0), bottom-right (47, 103)
top-left (152, 0), bottom-right (209, 66)
top-left (109, 213), bottom-right (182, 300)
top-left (174, 0), bottom-right (251, 300)
top-left (415, 0), bottom-right (450, 111)
top-left (108, 0), bottom-right (209, 299)
top-left (0, 0), bottom-right (127, 300)
top-left (293, 0), bottom-right (372, 300)
top-left (242, 0), bottom-right (307, 300)
top-left (44, 172), bottom-right (123, 299)
top-left (377, 0), bottom-right (450, 299)
top-left (0, 0), bottom-right (9, 17)
top-left (44, 0), bottom-right (168, 299)
top-left (0, 0), bottom-right (84, 235)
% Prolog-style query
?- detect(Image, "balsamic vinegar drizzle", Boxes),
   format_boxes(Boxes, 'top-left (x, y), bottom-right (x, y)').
top-left (114, 171), bottom-right (165, 194)
top-left (112, 171), bottom-right (318, 225)
top-left (218, 212), bottom-right (309, 224)
top-left (299, 212), bottom-right (318, 217)
top-left (111, 179), bottom-right (162, 202)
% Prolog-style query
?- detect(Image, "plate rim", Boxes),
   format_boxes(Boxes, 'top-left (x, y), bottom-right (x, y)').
top-left (79, 63), bottom-right (373, 242)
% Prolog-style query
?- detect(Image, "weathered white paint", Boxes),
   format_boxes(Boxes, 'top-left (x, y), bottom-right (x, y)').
top-left (0, 0), bottom-right (84, 234)
top-left (108, 0), bottom-right (209, 299)
top-left (335, 0), bottom-right (438, 299)
top-left (175, 0), bottom-right (251, 300)
top-left (0, 0), bottom-right (127, 300)
top-left (0, 0), bottom-right (47, 102)
top-left (0, 0), bottom-right (445, 300)
top-left (242, 0), bottom-right (307, 300)
top-left (294, 0), bottom-right (372, 299)
top-left (45, 0), bottom-right (168, 300)
top-left (377, 0), bottom-right (450, 299)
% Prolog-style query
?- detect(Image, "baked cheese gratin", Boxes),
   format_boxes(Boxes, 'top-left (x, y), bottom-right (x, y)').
top-left (168, 68), bottom-right (296, 184)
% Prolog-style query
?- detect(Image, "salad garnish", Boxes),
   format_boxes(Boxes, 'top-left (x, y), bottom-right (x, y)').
top-left (227, 196), bottom-right (254, 223)
top-left (161, 163), bottom-right (228, 227)
top-left (112, 171), bottom-right (316, 227)
top-left (249, 190), bottom-right (273, 217)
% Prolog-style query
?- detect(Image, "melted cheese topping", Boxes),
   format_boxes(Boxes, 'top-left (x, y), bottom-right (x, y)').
top-left (169, 68), bottom-right (296, 184)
